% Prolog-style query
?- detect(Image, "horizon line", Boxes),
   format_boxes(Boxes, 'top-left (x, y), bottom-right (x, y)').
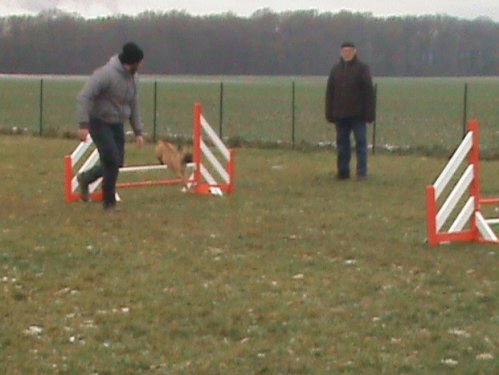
top-left (0, 8), bottom-right (497, 22)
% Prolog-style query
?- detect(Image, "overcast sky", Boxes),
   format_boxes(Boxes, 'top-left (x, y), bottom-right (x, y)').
top-left (0, 0), bottom-right (498, 21)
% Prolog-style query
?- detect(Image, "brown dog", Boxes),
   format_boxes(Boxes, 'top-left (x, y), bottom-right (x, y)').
top-left (155, 140), bottom-right (193, 188)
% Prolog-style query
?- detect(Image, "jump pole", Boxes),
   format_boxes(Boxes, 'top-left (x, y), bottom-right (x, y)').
top-left (191, 102), bottom-right (236, 196)
top-left (64, 103), bottom-right (235, 202)
top-left (426, 119), bottom-right (498, 245)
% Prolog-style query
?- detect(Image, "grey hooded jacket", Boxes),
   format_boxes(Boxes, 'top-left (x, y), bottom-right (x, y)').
top-left (77, 55), bottom-right (144, 136)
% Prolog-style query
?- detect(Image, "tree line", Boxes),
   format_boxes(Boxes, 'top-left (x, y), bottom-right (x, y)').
top-left (0, 9), bottom-right (497, 76)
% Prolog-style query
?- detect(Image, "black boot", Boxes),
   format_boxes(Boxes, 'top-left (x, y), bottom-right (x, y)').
top-left (77, 164), bottom-right (103, 202)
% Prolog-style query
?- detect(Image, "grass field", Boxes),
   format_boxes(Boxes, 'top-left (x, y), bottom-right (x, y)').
top-left (0, 76), bottom-right (498, 155)
top-left (0, 135), bottom-right (498, 374)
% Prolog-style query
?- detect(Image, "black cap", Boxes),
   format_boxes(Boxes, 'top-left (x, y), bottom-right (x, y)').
top-left (119, 42), bottom-right (144, 65)
top-left (341, 41), bottom-right (356, 48)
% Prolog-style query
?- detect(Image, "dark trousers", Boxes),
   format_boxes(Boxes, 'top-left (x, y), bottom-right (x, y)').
top-left (86, 117), bottom-right (125, 207)
top-left (335, 117), bottom-right (367, 178)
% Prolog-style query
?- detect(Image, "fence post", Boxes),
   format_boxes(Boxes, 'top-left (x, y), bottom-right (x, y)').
top-left (39, 79), bottom-right (44, 136)
top-left (372, 83), bottom-right (377, 155)
top-left (291, 80), bottom-right (296, 147)
top-left (462, 82), bottom-right (468, 139)
top-left (153, 80), bottom-right (158, 143)
top-left (219, 82), bottom-right (224, 138)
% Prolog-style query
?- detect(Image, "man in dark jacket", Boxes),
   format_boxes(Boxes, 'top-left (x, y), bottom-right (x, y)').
top-left (325, 41), bottom-right (375, 180)
top-left (76, 42), bottom-right (145, 210)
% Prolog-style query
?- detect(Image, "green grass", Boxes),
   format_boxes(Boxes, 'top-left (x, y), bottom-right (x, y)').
top-left (0, 135), bottom-right (498, 374)
top-left (0, 76), bottom-right (498, 154)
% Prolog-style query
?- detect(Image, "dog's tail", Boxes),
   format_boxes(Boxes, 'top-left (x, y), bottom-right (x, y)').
top-left (155, 141), bottom-right (165, 164)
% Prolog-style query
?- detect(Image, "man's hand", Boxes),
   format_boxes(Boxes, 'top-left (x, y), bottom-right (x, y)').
top-left (136, 135), bottom-right (144, 147)
top-left (78, 128), bottom-right (89, 142)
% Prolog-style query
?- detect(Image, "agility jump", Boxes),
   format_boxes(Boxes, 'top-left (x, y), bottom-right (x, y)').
top-left (426, 119), bottom-right (498, 245)
top-left (64, 102), bottom-right (235, 202)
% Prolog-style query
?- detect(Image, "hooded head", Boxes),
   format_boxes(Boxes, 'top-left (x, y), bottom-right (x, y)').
top-left (119, 42), bottom-right (144, 65)
top-left (118, 42), bottom-right (144, 74)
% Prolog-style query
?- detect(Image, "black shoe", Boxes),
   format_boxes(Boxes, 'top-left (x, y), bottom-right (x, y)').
top-left (77, 173), bottom-right (90, 202)
top-left (336, 173), bottom-right (350, 180)
top-left (103, 202), bottom-right (120, 212)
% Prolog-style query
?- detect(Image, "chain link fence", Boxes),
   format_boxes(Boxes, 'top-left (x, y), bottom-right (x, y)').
top-left (0, 76), bottom-right (497, 154)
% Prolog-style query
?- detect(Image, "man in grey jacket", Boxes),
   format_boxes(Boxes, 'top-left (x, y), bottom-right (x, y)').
top-left (76, 42), bottom-right (145, 210)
